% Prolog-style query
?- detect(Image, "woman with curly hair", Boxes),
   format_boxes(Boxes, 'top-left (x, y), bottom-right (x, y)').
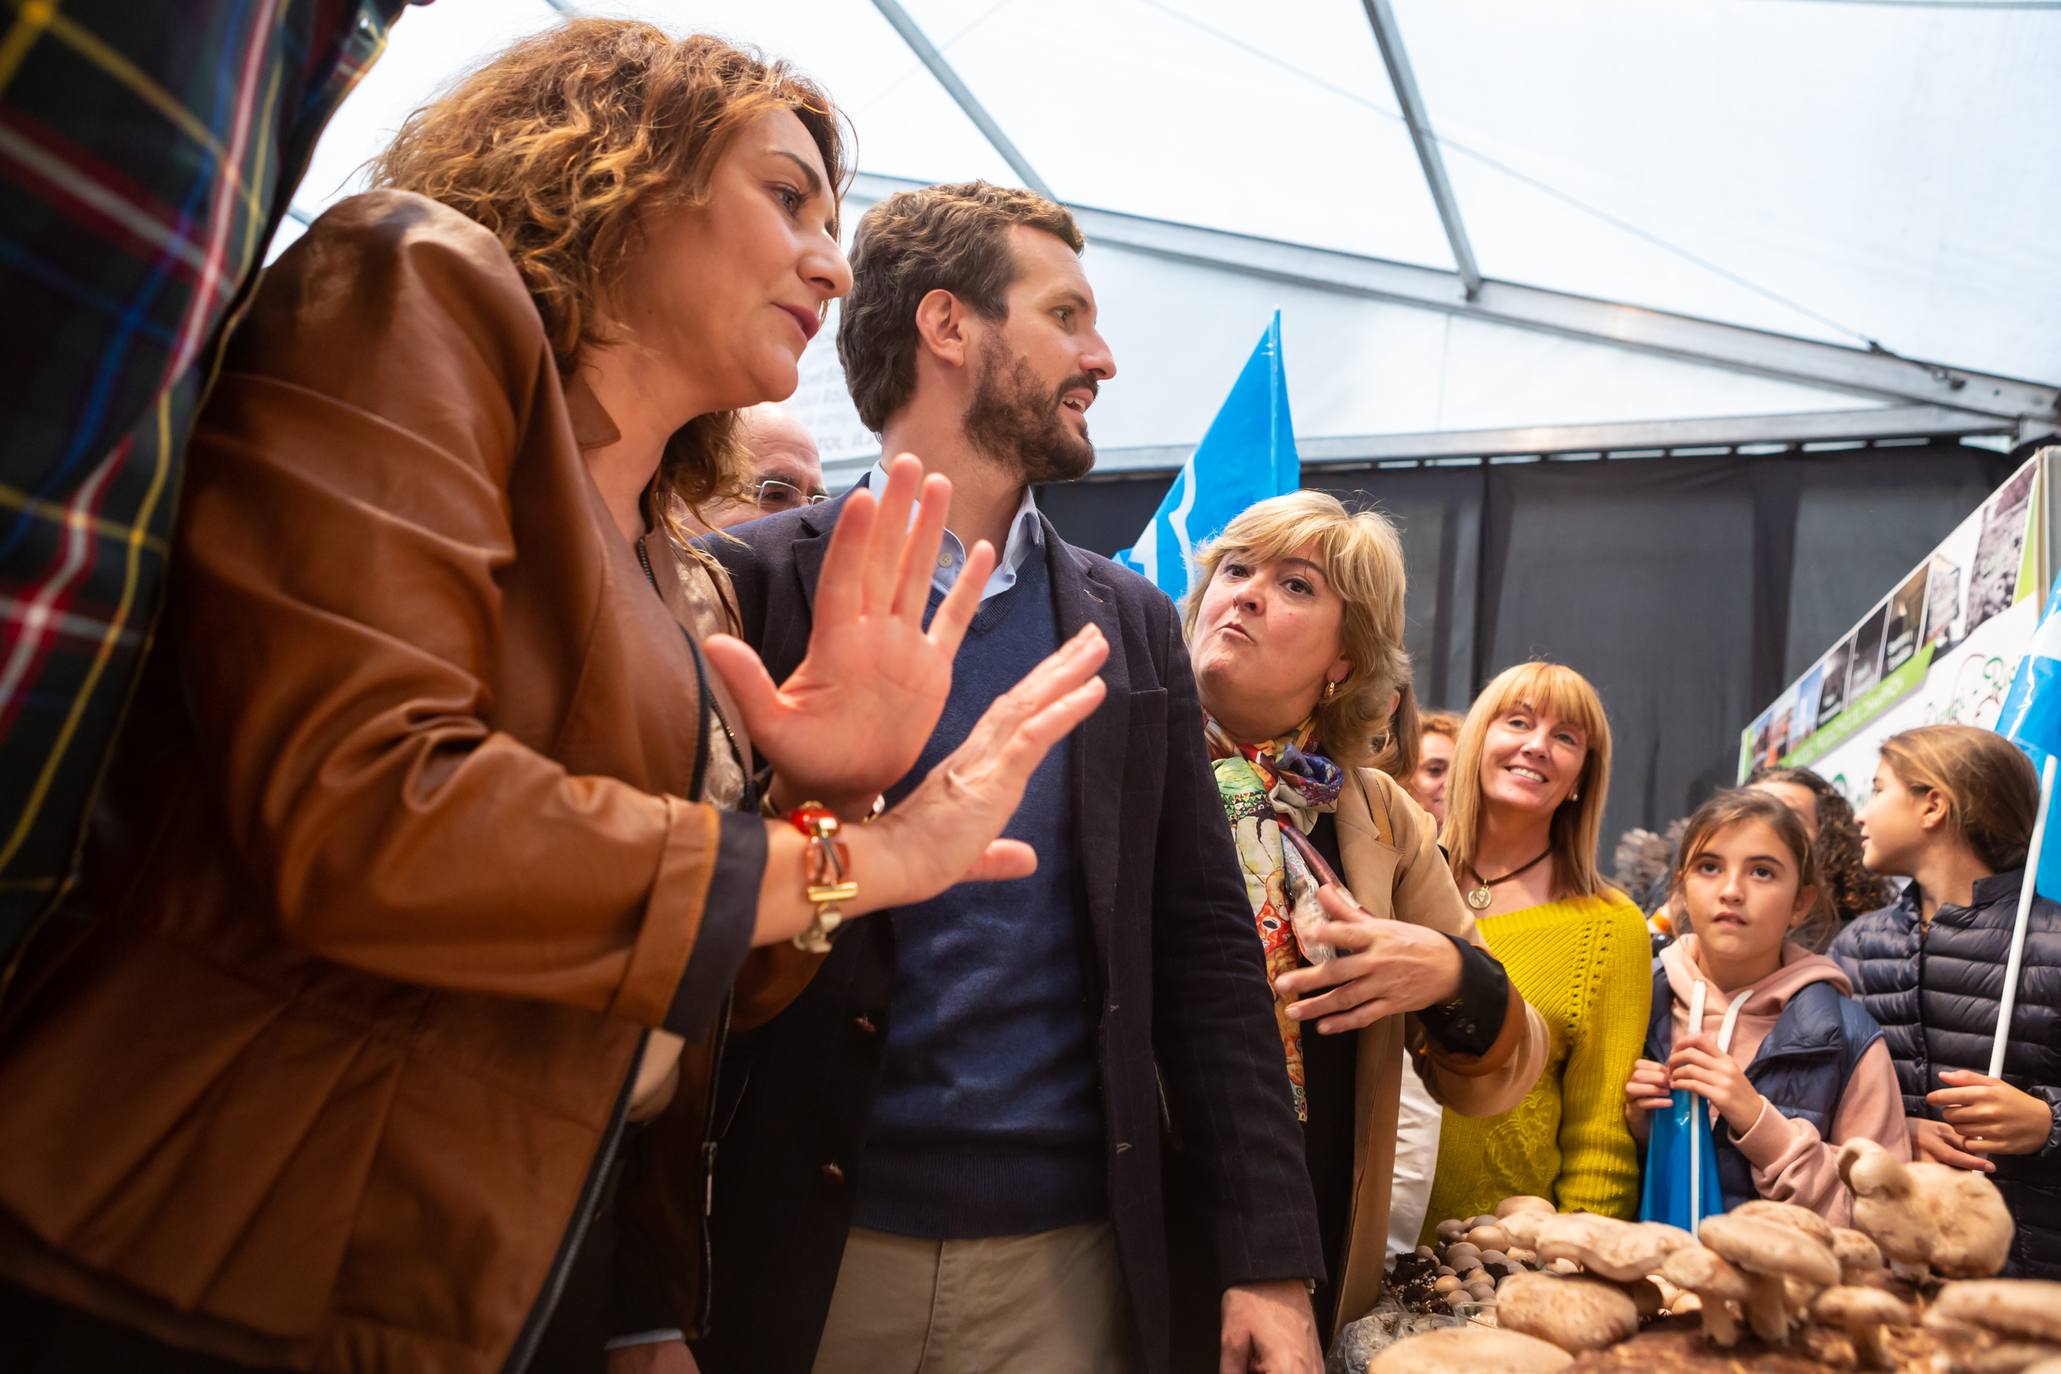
top-left (0, 22), bottom-right (1106, 1373)
top-left (1750, 765), bottom-right (1894, 940)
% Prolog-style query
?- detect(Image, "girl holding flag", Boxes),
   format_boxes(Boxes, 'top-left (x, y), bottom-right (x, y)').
top-left (1832, 725), bottom-right (2061, 1277)
top-left (1627, 790), bottom-right (1905, 1225)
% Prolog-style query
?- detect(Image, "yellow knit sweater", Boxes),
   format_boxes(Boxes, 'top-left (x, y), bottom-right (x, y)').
top-left (1422, 890), bottom-right (1651, 1235)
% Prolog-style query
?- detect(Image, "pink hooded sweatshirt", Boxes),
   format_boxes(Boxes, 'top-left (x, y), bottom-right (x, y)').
top-left (1659, 935), bottom-right (1910, 1224)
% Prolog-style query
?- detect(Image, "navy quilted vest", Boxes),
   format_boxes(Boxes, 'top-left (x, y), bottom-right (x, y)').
top-left (1643, 966), bottom-right (1884, 1211)
top-left (1831, 869), bottom-right (2061, 1279)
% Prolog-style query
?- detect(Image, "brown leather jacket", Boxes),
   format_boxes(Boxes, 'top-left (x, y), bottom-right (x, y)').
top-left (0, 192), bottom-right (791, 1372)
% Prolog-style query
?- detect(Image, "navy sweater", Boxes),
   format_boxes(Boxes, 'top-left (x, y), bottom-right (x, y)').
top-left (852, 548), bottom-right (1105, 1237)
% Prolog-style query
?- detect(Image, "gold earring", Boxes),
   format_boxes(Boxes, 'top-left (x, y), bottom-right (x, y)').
top-left (1570, 790), bottom-right (1581, 801)
top-left (1323, 680), bottom-right (1338, 701)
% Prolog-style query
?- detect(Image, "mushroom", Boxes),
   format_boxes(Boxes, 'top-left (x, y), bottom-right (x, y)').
top-left (1533, 1212), bottom-right (1620, 1267)
top-left (1497, 1194), bottom-right (1557, 1219)
top-left (1810, 1285), bottom-right (1913, 1370)
top-left (1366, 1325), bottom-right (1574, 1374)
top-left (1437, 1217), bottom-right (1469, 1245)
top-left (1528, 1214), bottom-right (1694, 1294)
top-left (1933, 1282), bottom-right (2061, 1347)
top-left (1661, 1244), bottom-right (1750, 1347)
top-left (1500, 1210), bottom-right (1549, 1252)
top-left (1697, 1212), bottom-right (1839, 1344)
top-left (1467, 1223), bottom-right (1513, 1252)
top-left (1496, 1272), bottom-right (1641, 1352)
top-left (1617, 1276), bottom-right (1664, 1322)
top-left (1839, 1138), bottom-right (2016, 1278)
top-left (1734, 1197), bottom-right (1837, 1248)
top-left (1829, 1226), bottom-right (1885, 1284)
top-left (1942, 1346), bottom-right (2061, 1374)
top-left (2023, 1360), bottom-right (2061, 1374)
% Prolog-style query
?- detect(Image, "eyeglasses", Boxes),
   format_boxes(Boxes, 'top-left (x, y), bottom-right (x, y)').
top-left (753, 478), bottom-right (831, 513)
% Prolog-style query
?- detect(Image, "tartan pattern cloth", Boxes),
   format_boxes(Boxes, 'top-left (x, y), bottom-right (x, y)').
top-left (0, 0), bottom-right (414, 982)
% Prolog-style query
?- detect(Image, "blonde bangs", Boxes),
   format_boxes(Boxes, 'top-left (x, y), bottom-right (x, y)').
top-left (1444, 660), bottom-right (1615, 901)
top-left (1182, 490), bottom-right (1412, 768)
top-left (1475, 662), bottom-right (1612, 760)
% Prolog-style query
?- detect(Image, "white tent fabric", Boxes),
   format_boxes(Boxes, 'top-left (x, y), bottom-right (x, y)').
top-left (274, 0), bottom-right (2061, 471)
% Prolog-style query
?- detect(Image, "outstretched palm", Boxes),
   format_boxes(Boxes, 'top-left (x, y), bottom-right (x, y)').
top-left (702, 455), bottom-right (994, 812)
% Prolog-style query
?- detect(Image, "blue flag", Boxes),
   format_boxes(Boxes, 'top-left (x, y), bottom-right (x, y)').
top-left (1994, 569), bottom-right (2061, 901)
top-left (1639, 1086), bottom-right (1727, 1232)
top-left (1116, 312), bottom-right (1298, 605)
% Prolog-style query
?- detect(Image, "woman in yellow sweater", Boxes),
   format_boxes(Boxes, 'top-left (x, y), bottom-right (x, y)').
top-left (1423, 662), bottom-right (1652, 1229)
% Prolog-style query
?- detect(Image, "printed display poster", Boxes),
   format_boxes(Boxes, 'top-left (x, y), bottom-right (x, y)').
top-left (1739, 452), bottom-right (2055, 812)
top-left (1848, 603), bottom-right (1888, 701)
top-left (1816, 636), bottom-right (1853, 726)
top-left (1884, 564), bottom-right (1929, 677)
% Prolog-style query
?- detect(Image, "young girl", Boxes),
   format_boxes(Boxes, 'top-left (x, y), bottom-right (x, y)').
top-left (1833, 725), bottom-right (2061, 1278)
top-left (1628, 789), bottom-right (1907, 1223)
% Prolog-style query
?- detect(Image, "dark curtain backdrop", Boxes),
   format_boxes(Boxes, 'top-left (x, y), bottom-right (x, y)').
top-left (1036, 442), bottom-right (2017, 857)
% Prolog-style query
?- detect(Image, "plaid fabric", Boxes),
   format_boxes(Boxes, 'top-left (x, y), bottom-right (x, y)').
top-left (0, 0), bottom-right (415, 984)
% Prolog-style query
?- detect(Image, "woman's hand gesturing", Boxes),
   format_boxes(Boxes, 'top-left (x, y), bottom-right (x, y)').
top-left (703, 454), bottom-right (994, 814)
top-left (752, 623), bottom-right (1111, 949)
top-left (866, 625), bottom-right (1110, 900)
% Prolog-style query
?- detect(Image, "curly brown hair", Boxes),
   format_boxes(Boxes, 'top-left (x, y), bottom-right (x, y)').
top-left (367, 20), bottom-right (847, 515)
top-left (838, 181), bottom-right (1082, 432)
top-left (1748, 765), bottom-right (1894, 926)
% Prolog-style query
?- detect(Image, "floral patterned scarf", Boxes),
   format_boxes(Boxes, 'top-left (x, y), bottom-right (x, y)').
top-left (1205, 715), bottom-right (1345, 1122)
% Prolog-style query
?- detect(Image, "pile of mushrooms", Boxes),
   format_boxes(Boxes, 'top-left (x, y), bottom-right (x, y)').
top-left (1368, 1153), bottom-right (2036, 1373)
top-left (1386, 1194), bottom-right (1559, 1316)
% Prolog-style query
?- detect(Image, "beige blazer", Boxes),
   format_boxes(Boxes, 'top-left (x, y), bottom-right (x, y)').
top-left (1329, 766), bottom-right (1551, 1324)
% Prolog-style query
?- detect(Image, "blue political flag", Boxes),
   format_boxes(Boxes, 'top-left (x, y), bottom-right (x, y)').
top-left (1639, 1086), bottom-right (1726, 1232)
top-left (1994, 569), bottom-right (2061, 902)
top-left (1116, 312), bottom-right (1298, 604)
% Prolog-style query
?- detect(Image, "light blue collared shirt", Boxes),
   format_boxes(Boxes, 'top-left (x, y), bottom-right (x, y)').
top-left (868, 462), bottom-right (1045, 604)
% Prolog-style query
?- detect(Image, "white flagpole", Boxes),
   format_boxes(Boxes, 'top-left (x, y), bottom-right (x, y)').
top-left (1687, 978), bottom-right (1708, 1232)
top-left (1991, 752), bottom-right (2055, 1077)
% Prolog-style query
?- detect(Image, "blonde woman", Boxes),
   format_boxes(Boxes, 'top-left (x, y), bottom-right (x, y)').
top-left (1172, 491), bottom-right (1547, 1350)
top-left (1422, 662), bottom-right (1652, 1230)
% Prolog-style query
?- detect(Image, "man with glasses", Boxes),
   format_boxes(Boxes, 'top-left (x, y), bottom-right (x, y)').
top-left (684, 402), bottom-right (828, 532)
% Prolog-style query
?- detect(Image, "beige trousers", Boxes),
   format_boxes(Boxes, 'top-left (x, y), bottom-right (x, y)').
top-left (810, 1220), bottom-right (1137, 1374)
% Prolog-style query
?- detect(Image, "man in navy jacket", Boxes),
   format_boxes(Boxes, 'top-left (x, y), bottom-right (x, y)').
top-left (689, 182), bottom-right (1324, 1373)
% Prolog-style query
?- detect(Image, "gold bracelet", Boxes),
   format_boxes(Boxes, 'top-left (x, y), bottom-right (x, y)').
top-left (785, 801), bottom-right (858, 953)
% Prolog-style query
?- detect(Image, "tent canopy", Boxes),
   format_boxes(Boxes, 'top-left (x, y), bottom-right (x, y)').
top-left (280, 0), bottom-right (2061, 475)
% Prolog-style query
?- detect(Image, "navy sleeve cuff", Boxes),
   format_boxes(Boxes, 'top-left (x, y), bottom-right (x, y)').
top-left (663, 808), bottom-right (765, 1035)
top-left (1415, 934), bottom-right (1511, 1058)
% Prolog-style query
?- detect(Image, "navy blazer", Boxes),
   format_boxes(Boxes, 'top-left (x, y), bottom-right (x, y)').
top-left (690, 489), bottom-right (1324, 1373)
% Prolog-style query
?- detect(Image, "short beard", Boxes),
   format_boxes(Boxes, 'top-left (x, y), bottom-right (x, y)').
top-left (962, 337), bottom-right (1096, 485)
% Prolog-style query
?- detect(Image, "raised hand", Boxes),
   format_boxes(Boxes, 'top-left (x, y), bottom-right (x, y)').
top-left (862, 623), bottom-right (1110, 904)
top-left (702, 453), bottom-right (996, 813)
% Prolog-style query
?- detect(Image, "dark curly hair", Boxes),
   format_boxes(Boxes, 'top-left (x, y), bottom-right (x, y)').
top-left (1748, 765), bottom-right (1893, 931)
top-left (368, 20), bottom-right (847, 523)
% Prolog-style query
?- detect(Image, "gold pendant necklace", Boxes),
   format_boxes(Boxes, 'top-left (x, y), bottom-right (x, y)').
top-left (1464, 848), bottom-right (1552, 912)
